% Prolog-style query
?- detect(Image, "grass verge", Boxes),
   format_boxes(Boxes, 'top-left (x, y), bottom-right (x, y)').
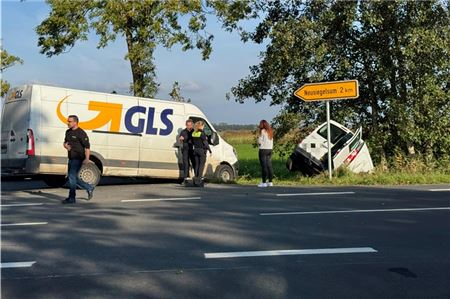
top-left (231, 143), bottom-right (450, 186)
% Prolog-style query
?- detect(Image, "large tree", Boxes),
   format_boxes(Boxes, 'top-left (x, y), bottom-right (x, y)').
top-left (36, 0), bottom-right (226, 97)
top-left (219, 0), bottom-right (450, 164)
top-left (1, 49), bottom-right (23, 97)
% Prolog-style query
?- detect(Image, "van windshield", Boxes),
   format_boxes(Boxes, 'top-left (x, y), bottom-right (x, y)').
top-left (189, 117), bottom-right (213, 136)
top-left (318, 124), bottom-right (347, 144)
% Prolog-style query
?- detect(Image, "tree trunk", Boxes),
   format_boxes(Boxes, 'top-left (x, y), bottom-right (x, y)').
top-left (125, 17), bottom-right (144, 97)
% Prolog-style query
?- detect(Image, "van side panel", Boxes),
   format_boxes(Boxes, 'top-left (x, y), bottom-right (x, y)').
top-left (137, 99), bottom-right (184, 178)
top-left (102, 93), bottom-right (140, 176)
top-left (39, 86), bottom-right (70, 174)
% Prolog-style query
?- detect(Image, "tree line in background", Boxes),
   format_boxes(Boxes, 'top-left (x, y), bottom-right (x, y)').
top-left (3, 0), bottom-right (448, 168)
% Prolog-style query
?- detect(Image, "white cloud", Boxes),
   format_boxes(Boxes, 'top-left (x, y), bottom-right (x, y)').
top-left (181, 80), bottom-right (202, 92)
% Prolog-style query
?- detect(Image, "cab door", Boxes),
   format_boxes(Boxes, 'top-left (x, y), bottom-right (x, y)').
top-left (189, 116), bottom-right (220, 177)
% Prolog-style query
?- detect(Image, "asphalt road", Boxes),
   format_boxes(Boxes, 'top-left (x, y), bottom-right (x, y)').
top-left (1, 178), bottom-right (450, 299)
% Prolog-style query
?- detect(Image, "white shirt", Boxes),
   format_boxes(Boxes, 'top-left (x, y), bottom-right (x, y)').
top-left (258, 129), bottom-right (273, 150)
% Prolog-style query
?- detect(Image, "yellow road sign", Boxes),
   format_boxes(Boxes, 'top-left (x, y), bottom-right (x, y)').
top-left (294, 80), bottom-right (359, 101)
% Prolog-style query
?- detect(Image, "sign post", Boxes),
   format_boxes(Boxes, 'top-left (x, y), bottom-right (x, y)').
top-left (294, 80), bottom-right (359, 180)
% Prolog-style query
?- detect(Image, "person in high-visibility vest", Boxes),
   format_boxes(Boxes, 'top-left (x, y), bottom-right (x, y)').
top-left (191, 120), bottom-right (212, 181)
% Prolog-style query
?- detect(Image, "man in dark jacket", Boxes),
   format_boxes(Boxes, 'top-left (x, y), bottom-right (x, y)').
top-left (178, 119), bottom-right (195, 185)
top-left (62, 115), bottom-right (94, 204)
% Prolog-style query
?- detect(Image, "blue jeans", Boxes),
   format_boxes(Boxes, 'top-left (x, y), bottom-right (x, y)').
top-left (68, 159), bottom-right (93, 200)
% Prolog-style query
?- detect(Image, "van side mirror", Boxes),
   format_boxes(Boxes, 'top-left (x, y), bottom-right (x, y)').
top-left (209, 132), bottom-right (220, 146)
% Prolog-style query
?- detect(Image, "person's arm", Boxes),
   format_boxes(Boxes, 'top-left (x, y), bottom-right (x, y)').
top-left (63, 134), bottom-right (71, 151)
top-left (84, 148), bottom-right (91, 164)
top-left (179, 130), bottom-right (186, 143)
top-left (80, 131), bottom-right (91, 164)
top-left (202, 133), bottom-right (212, 154)
top-left (258, 130), bottom-right (266, 146)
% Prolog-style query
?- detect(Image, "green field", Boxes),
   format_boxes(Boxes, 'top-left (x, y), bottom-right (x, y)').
top-left (222, 132), bottom-right (450, 186)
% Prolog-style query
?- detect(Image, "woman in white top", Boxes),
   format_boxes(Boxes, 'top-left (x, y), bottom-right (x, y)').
top-left (257, 120), bottom-right (274, 187)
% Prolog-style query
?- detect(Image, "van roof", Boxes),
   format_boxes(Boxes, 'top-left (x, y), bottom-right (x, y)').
top-left (20, 83), bottom-right (198, 108)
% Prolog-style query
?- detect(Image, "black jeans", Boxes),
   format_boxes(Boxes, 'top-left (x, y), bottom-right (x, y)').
top-left (194, 148), bottom-right (207, 178)
top-left (259, 149), bottom-right (273, 183)
top-left (68, 159), bottom-right (93, 200)
top-left (182, 148), bottom-right (195, 179)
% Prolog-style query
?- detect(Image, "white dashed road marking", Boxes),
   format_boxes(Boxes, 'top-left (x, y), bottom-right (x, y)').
top-left (121, 197), bottom-right (201, 203)
top-left (1, 262), bottom-right (36, 268)
top-left (0, 203), bottom-right (44, 207)
top-left (204, 247), bottom-right (377, 259)
top-left (276, 192), bottom-right (355, 197)
top-left (260, 206), bottom-right (450, 216)
top-left (1, 222), bottom-right (48, 227)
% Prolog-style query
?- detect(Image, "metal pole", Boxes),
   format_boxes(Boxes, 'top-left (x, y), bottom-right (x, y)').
top-left (326, 101), bottom-right (332, 180)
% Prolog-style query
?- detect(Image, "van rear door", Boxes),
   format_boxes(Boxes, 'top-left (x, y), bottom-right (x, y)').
top-left (1, 88), bottom-right (31, 161)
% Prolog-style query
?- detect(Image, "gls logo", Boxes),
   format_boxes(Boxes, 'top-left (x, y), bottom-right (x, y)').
top-left (56, 96), bottom-right (174, 136)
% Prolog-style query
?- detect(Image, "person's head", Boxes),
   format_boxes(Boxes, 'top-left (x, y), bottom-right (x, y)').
top-left (185, 119), bottom-right (193, 130)
top-left (258, 119), bottom-right (273, 139)
top-left (67, 115), bottom-right (79, 129)
top-left (194, 120), bottom-right (204, 132)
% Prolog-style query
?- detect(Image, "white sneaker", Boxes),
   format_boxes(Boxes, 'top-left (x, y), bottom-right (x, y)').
top-left (257, 182), bottom-right (268, 187)
top-left (267, 182), bottom-right (273, 187)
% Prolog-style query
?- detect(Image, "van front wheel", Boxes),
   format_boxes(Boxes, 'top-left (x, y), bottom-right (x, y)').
top-left (79, 162), bottom-right (101, 187)
top-left (42, 175), bottom-right (67, 188)
top-left (215, 164), bottom-right (235, 182)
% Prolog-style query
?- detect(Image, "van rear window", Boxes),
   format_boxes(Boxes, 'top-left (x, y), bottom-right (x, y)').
top-left (318, 124), bottom-right (347, 144)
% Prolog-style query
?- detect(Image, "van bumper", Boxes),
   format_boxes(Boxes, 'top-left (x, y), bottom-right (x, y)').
top-left (1, 157), bottom-right (40, 176)
top-left (232, 161), bottom-right (239, 178)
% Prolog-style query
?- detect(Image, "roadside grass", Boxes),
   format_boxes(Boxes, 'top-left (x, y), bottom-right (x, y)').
top-left (225, 139), bottom-right (450, 186)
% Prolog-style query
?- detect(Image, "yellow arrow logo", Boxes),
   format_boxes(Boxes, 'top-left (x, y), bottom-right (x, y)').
top-left (56, 95), bottom-right (123, 132)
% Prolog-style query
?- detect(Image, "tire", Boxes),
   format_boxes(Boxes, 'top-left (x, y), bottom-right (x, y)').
top-left (78, 162), bottom-right (101, 187)
top-left (214, 164), bottom-right (235, 182)
top-left (42, 175), bottom-right (67, 188)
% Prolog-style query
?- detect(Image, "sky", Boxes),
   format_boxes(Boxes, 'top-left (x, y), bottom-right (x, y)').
top-left (1, 0), bottom-right (280, 125)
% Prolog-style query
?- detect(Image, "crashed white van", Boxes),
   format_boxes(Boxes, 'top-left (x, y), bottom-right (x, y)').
top-left (1, 84), bottom-right (238, 186)
top-left (286, 120), bottom-right (374, 176)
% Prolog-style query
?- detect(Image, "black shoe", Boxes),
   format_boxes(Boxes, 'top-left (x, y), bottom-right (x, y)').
top-left (87, 189), bottom-right (94, 200)
top-left (62, 198), bottom-right (76, 204)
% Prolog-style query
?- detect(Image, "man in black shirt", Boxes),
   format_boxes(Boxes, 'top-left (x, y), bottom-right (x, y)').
top-left (178, 119), bottom-right (195, 185)
top-left (62, 115), bottom-right (94, 204)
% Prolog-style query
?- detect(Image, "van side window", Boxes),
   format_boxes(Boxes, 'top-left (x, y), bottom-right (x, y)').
top-left (189, 117), bottom-right (213, 136)
top-left (318, 124), bottom-right (347, 144)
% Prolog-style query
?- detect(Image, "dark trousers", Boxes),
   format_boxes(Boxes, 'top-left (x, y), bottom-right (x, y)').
top-left (194, 148), bottom-right (207, 178)
top-left (182, 148), bottom-right (195, 179)
top-left (259, 149), bottom-right (273, 183)
top-left (68, 159), bottom-right (93, 200)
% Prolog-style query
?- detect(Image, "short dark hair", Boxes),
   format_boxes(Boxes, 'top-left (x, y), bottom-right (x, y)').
top-left (68, 115), bottom-right (79, 123)
top-left (186, 119), bottom-right (193, 124)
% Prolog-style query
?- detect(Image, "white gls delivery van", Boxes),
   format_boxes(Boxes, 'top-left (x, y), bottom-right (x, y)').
top-left (1, 85), bottom-right (238, 187)
top-left (286, 120), bottom-right (374, 176)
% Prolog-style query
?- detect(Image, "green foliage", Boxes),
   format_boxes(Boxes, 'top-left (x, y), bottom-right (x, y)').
top-left (220, 0), bottom-right (450, 166)
top-left (1, 49), bottom-right (23, 97)
top-left (169, 81), bottom-right (190, 103)
top-left (36, 0), bottom-right (225, 97)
